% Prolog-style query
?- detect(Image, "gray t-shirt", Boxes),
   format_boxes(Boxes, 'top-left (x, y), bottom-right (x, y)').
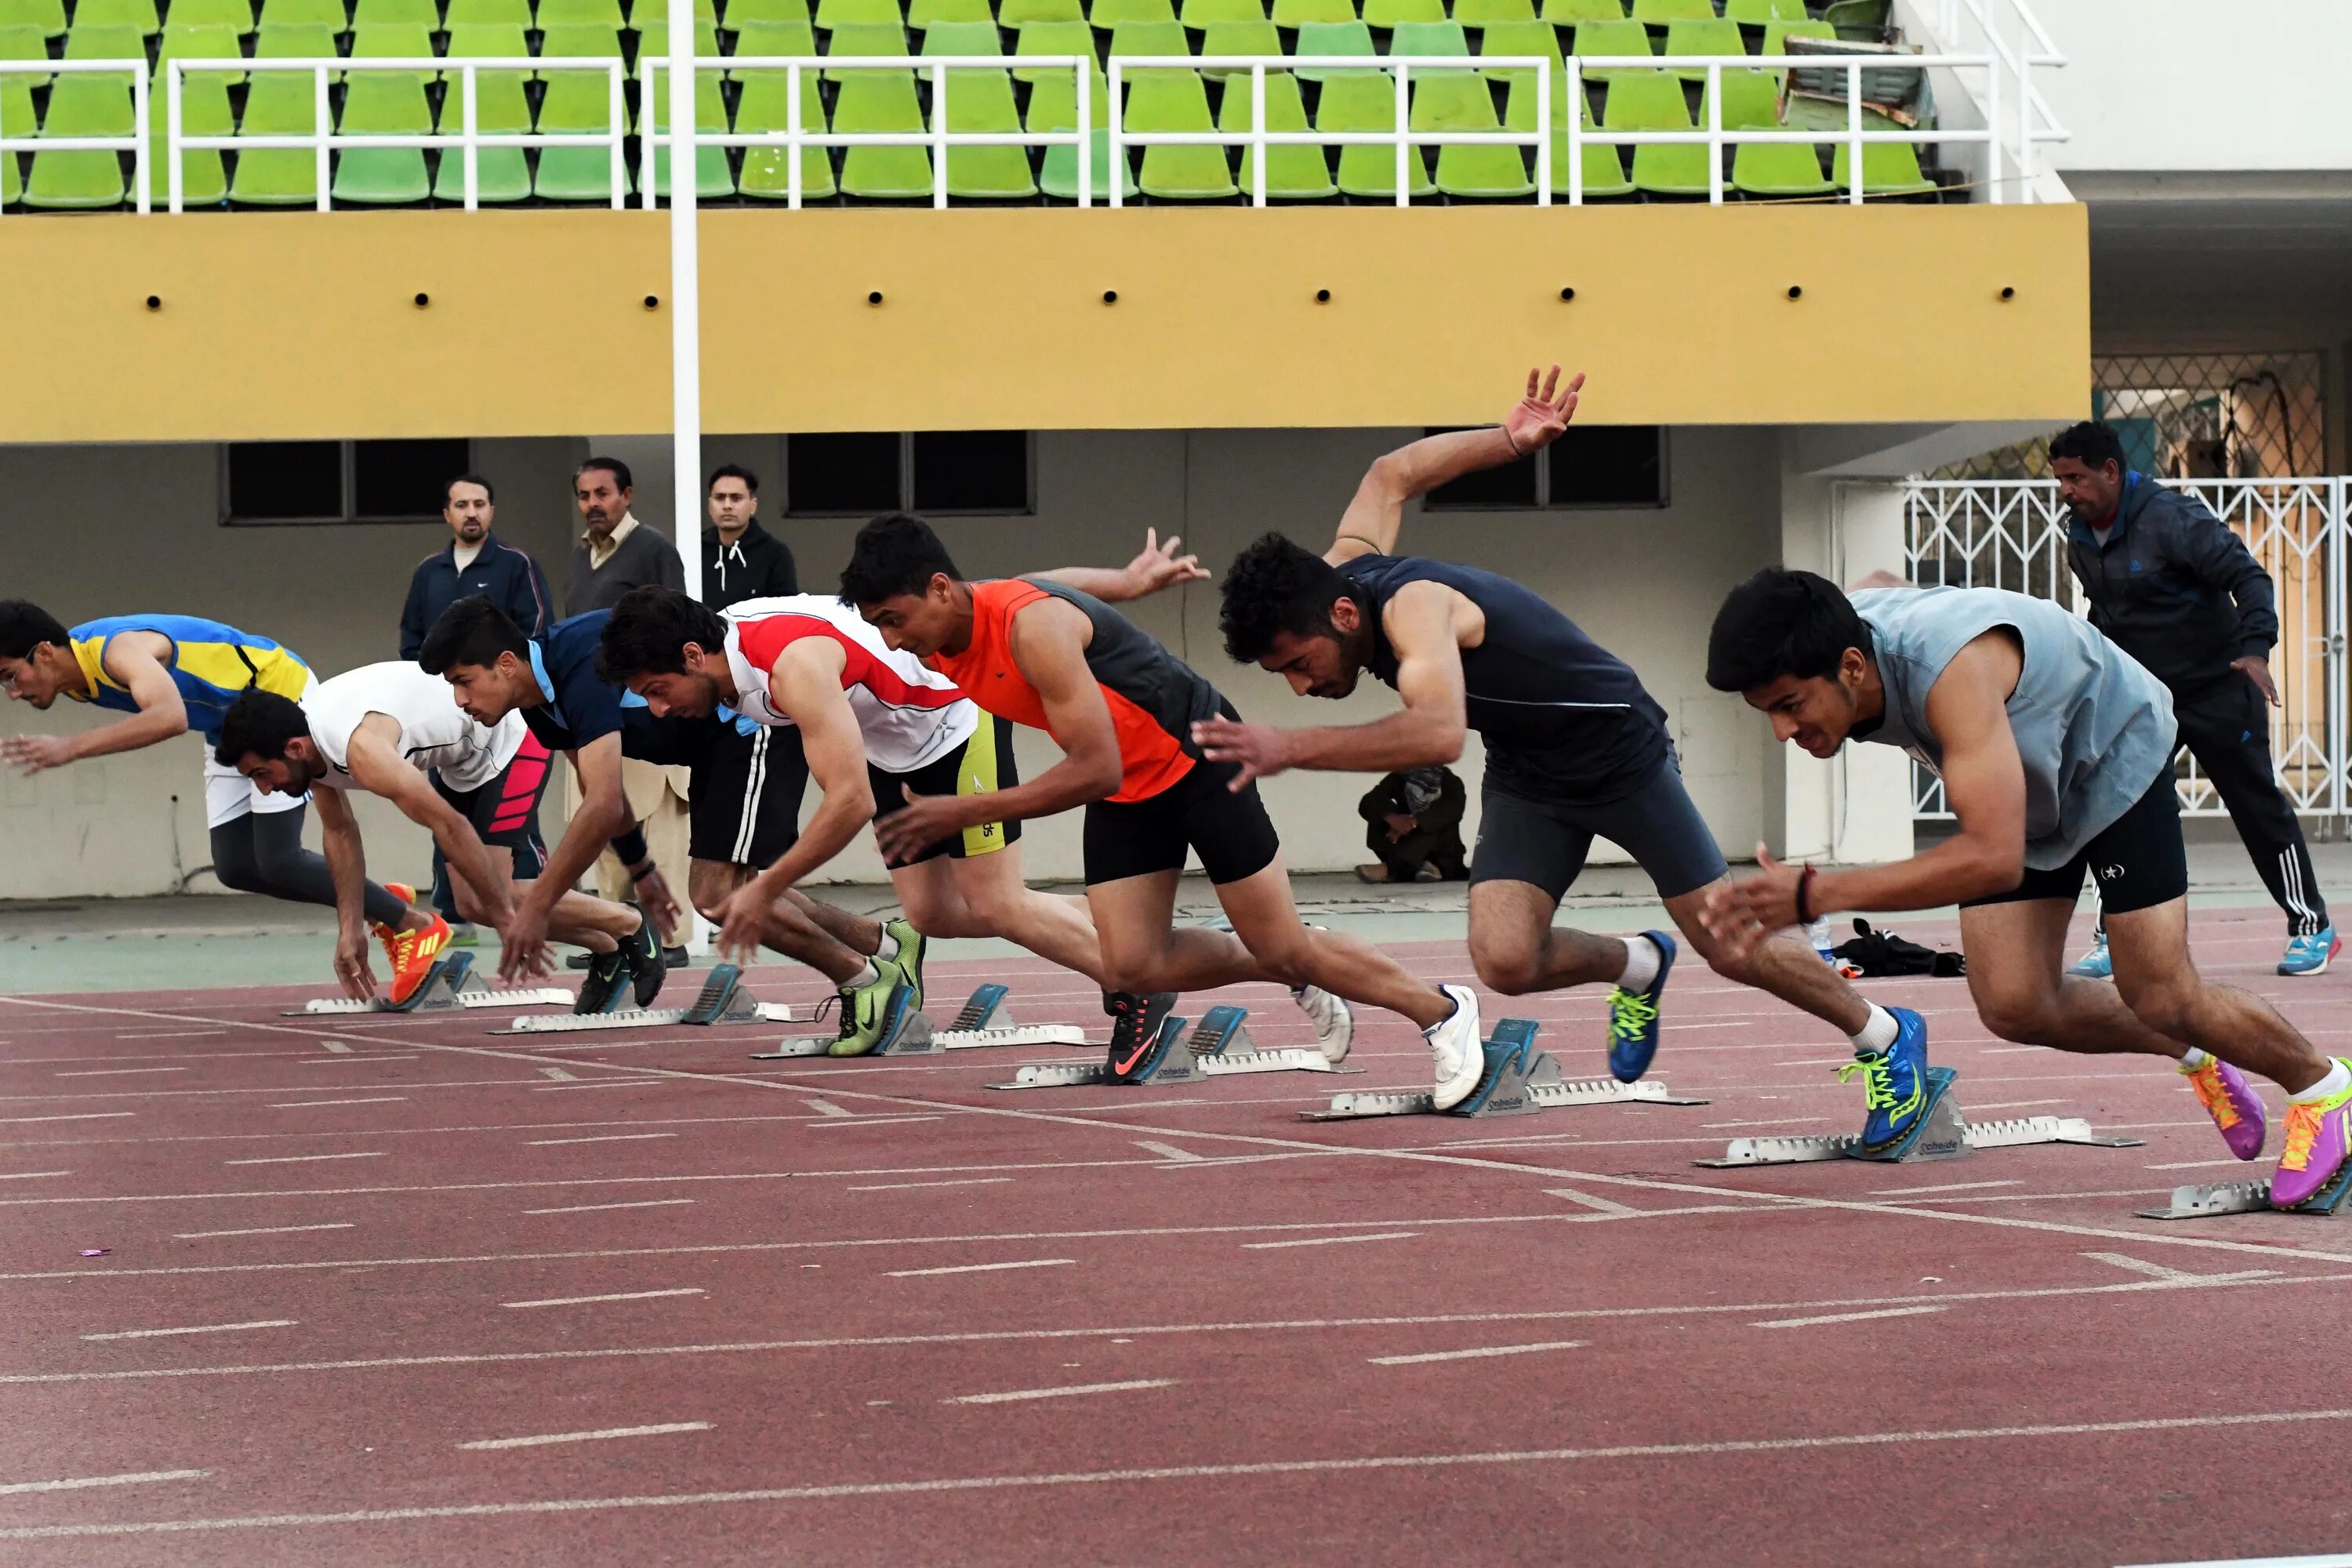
top-left (1851, 586), bottom-right (2176, 869)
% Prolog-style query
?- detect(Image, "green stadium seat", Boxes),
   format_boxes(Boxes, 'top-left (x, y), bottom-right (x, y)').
top-left (1012, 18), bottom-right (1092, 78)
top-left (1, 151), bottom-right (15, 208)
top-left (721, 0), bottom-right (808, 24)
top-left (734, 58), bottom-right (833, 198)
top-left (812, 0), bottom-right (893, 27)
top-left (332, 73), bottom-right (430, 201)
top-left (1025, 60), bottom-right (1130, 198)
top-left (1450, 0), bottom-right (1531, 24)
top-left (641, 60), bottom-right (733, 198)
top-left (1538, 0), bottom-right (1616, 16)
top-left (918, 17), bottom-right (996, 51)
top-left (1124, 69), bottom-right (1232, 198)
top-left (1567, 16), bottom-right (1647, 78)
top-left (227, 71), bottom-right (318, 202)
top-left (1268, 0), bottom-right (1348, 23)
top-left (73, 0), bottom-right (161, 36)
top-left (834, 70), bottom-right (929, 196)
top-left (165, 0), bottom-right (256, 31)
top-left (1723, 0), bottom-right (1802, 19)
top-left (906, 0), bottom-right (989, 26)
top-left (1504, 69), bottom-right (1628, 196)
top-left (1476, 19), bottom-right (1558, 79)
top-left (1663, 16), bottom-right (1740, 80)
top-left (1358, 0), bottom-right (1438, 24)
top-left (1176, 0), bottom-right (1261, 26)
top-left (150, 67), bottom-right (229, 199)
top-left (1759, 16), bottom-right (1830, 51)
top-left (27, 67), bottom-right (131, 206)
top-left (0, 20), bottom-right (49, 84)
top-left (63, 21), bottom-right (145, 56)
top-left (157, 22), bottom-right (246, 83)
top-left (1627, 0), bottom-right (1708, 19)
top-left (1105, 17), bottom-right (1188, 74)
top-left (727, 15), bottom-right (813, 66)
top-left (1724, 89), bottom-right (1827, 196)
top-left (633, 17), bottom-right (721, 60)
top-left (1290, 16), bottom-right (1369, 78)
top-left (347, 21), bottom-right (437, 78)
top-left (533, 60), bottom-right (628, 197)
top-left (1386, 18), bottom-right (1466, 56)
top-left (429, 67), bottom-right (530, 198)
top-left (0, 0), bottom-right (65, 40)
top-left (626, 0), bottom-right (718, 22)
top-left (253, 0), bottom-right (343, 29)
top-left (0, 73), bottom-right (27, 205)
top-left (441, 20), bottom-right (529, 77)
top-left (936, 64), bottom-right (1033, 197)
top-left (442, 0), bottom-right (528, 24)
top-left (1195, 18), bottom-right (1276, 74)
top-left (822, 19), bottom-right (905, 77)
top-left (1831, 131), bottom-right (1934, 197)
top-left (252, 20), bottom-right (339, 82)
top-left (349, 0), bottom-right (435, 25)
top-left (1319, 71), bottom-right (1430, 198)
top-left (1088, 0), bottom-right (1172, 24)
top-left (1820, 0), bottom-right (1884, 35)
top-left (1218, 67), bottom-right (1330, 199)
top-left (1419, 67), bottom-right (1527, 197)
top-left (535, 0), bottom-right (620, 22)
top-left (1604, 67), bottom-right (1704, 194)
top-left (997, 0), bottom-right (1080, 24)
top-left (535, 20), bottom-right (622, 77)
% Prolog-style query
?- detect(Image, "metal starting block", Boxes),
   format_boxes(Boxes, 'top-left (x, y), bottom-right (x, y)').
top-left (989, 1004), bottom-right (1352, 1091)
top-left (1300, 1018), bottom-right (1705, 1121)
top-left (494, 964), bottom-right (795, 1036)
top-left (2138, 1157), bottom-right (2352, 1221)
top-left (1697, 1066), bottom-right (2142, 1167)
top-left (288, 952), bottom-right (574, 1016)
top-left (749, 982), bottom-right (1086, 1060)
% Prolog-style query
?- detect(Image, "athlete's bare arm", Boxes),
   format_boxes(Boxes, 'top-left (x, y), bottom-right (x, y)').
top-left (2, 631), bottom-right (192, 774)
top-left (1035, 528), bottom-right (1211, 602)
top-left (509, 731), bottom-right (633, 939)
top-left (713, 639), bottom-right (875, 960)
top-left (1702, 633), bottom-right (2030, 956)
top-left (1324, 366), bottom-right (1584, 567)
top-left (871, 597), bottom-right (1123, 866)
top-left (343, 713), bottom-right (519, 932)
top-left (311, 783), bottom-right (379, 1001)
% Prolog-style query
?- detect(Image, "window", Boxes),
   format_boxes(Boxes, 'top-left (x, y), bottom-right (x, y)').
top-left (785, 430), bottom-right (1033, 517)
top-left (1424, 426), bottom-right (1668, 510)
top-left (223, 439), bottom-right (471, 525)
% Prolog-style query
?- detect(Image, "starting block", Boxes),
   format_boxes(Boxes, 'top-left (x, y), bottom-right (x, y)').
top-left (989, 1004), bottom-right (1351, 1091)
top-left (495, 964), bottom-right (796, 1036)
top-left (1301, 1018), bottom-right (1705, 1121)
top-left (1696, 1066), bottom-right (2142, 1167)
top-left (749, 982), bottom-right (1087, 1060)
top-left (287, 952), bottom-right (573, 1017)
top-left (2137, 1160), bottom-right (2352, 1221)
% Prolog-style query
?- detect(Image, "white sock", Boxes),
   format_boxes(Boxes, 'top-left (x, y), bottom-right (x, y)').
top-left (1847, 1004), bottom-right (1900, 1054)
top-left (842, 959), bottom-right (880, 992)
top-left (2176, 1047), bottom-right (2212, 1073)
top-left (1615, 936), bottom-right (1661, 993)
top-left (2290, 1058), bottom-right (2350, 1104)
top-left (874, 928), bottom-right (900, 964)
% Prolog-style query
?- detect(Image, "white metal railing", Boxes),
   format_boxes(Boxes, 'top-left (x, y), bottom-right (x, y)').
top-left (165, 57), bottom-right (628, 212)
top-left (0, 59), bottom-right (150, 216)
top-left (1918, 0), bottom-right (2069, 202)
top-left (1905, 477), bottom-right (2347, 822)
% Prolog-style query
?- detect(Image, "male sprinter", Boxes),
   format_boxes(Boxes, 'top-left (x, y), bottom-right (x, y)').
top-left (0, 602), bottom-right (441, 1001)
top-left (843, 514), bottom-right (1486, 1105)
top-left (1196, 368), bottom-right (1918, 1125)
top-left (1704, 571), bottom-right (2352, 1208)
top-left (216, 665), bottom-right (653, 1010)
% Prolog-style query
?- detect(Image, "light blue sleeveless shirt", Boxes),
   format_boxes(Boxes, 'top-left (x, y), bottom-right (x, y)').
top-left (1850, 586), bottom-right (2176, 869)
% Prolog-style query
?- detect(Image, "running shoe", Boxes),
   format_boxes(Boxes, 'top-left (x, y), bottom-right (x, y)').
top-left (1839, 1006), bottom-right (1929, 1156)
top-left (1294, 985), bottom-right (1354, 1065)
top-left (2280, 926), bottom-right (2341, 977)
top-left (376, 881), bottom-right (417, 928)
top-left (829, 958), bottom-right (910, 1058)
top-left (1606, 930), bottom-right (1675, 1083)
top-left (2068, 936), bottom-right (2113, 980)
top-left (619, 909), bottom-right (666, 1009)
top-left (1426, 982), bottom-right (1485, 1111)
top-left (1103, 990), bottom-right (1178, 1083)
top-left (572, 946), bottom-right (630, 1015)
top-left (446, 921), bottom-right (480, 949)
top-left (2271, 1062), bottom-right (2352, 1209)
top-left (2180, 1053), bottom-right (2266, 1160)
top-left (366, 882), bottom-right (451, 1009)
top-left (886, 916), bottom-right (927, 1014)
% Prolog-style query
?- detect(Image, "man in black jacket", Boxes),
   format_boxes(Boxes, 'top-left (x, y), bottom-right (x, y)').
top-left (702, 464), bottom-right (798, 611)
top-left (2053, 420), bottom-right (2334, 977)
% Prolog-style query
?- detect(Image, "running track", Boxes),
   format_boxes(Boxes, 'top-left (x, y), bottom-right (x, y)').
top-left (0, 906), bottom-right (2346, 1566)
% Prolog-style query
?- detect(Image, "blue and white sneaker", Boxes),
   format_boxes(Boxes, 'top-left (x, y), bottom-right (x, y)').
top-left (1606, 930), bottom-right (1675, 1083)
top-left (2280, 927), bottom-right (2341, 977)
top-left (1839, 1007), bottom-right (1931, 1156)
top-left (2068, 936), bottom-right (2113, 980)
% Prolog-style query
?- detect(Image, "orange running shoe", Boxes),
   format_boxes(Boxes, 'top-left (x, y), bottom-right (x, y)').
top-left (375, 882), bottom-right (418, 935)
top-left (379, 912), bottom-right (453, 1007)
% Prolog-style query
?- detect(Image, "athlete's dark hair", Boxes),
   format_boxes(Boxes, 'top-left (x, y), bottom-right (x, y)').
top-left (839, 512), bottom-right (963, 607)
top-left (576, 455), bottom-right (634, 492)
top-left (707, 463), bottom-right (759, 496)
top-left (0, 600), bottom-right (71, 662)
top-left (444, 472), bottom-right (495, 507)
top-left (212, 688), bottom-right (310, 768)
top-left (1705, 568), bottom-right (1875, 693)
top-left (1219, 533), bottom-right (1352, 663)
top-left (597, 585), bottom-right (728, 682)
top-left (2049, 420), bottom-right (2126, 474)
top-left (419, 594), bottom-right (529, 676)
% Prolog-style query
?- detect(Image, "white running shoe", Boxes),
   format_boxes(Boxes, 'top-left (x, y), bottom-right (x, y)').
top-left (1425, 982), bottom-right (1484, 1111)
top-left (1292, 984), bottom-right (1354, 1064)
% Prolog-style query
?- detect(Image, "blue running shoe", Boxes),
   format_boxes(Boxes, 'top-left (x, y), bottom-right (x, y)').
top-left (2281, 926), bottom-right (2340, 977)
top-left (1606, 930), bottom-right (1675, 1083)
top-left (2068, 936), bottom-right (2112, 980)
top-left (1839, 1006), bottom-right (1929, 1155)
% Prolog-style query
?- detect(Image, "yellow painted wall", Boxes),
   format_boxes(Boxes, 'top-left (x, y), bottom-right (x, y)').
top-left (0, 203), bottom-right (2085, 441)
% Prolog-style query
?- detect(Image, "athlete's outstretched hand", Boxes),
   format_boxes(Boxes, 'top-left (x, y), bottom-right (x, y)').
top-left (332, 926), bottom-right (379, 1003)
top-left (713, 880), bottom-right (771, 966)
top-left (1190, 715), bottom-right (1294, 789)
top-left (1502, 365), bottom-right (1584, 456)
top-left (497, 904), bottom-right (556, 984)
top-left (633, 865), bottom-right (684, 943)
top-left (0, 733), bottom-right (73, 775)
top-left (1123, 529), bottom-right (1212, 597)
top-left (875, 784), bottom-right (969, 867)
top-left (1698, 844), bottom-right (1806, 963)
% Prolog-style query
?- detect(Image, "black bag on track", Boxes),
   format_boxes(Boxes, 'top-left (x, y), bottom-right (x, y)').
top-left (1831, 918), bottom-right (1965, 978)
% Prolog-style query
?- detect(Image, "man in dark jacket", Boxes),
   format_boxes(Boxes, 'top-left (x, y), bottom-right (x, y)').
top-left (398, 472), bottom-right (554, 935)
top-left (702, 464), bottom-right (798, 611)
top-left (2053, 420), bottom-right (2334, 977)
top-left (1356, 766), bottom-right (1468, 884)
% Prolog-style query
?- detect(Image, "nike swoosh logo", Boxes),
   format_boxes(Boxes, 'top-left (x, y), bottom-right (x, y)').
top-left (1113, 1029), bottom-right (1156, 1076)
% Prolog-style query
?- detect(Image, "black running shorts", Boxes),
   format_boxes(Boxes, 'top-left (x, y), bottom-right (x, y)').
top-left (1469, 753), bottom-right (1729, 902)
top-left (1081, 756), bottom-right (1281, 887)
top-left (432, 731), bottom-right (555, 860)
top-left (1962, 765), bottom-right (2188, 916)
top-left (871, 713), bottom-right (1022, 865)
top-left (689, 723), bottom-right (806, 868)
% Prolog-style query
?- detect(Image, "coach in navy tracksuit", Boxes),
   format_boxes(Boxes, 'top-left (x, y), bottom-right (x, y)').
top-left (2052, 420), bottom-right (2335, 976)
top-left (397, 473), bottom-right (554, 924)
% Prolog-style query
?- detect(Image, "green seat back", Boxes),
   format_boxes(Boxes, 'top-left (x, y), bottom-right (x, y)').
top-left (834, 69), bottom-right (929, 196)
top-left (534, 65), bottom-right (629, 197)
top-left (1724, 0), bottom-right (1803, 19)
top-left (633, 16), bottom-right (720, 60)
top-left (150, 67), bottom-right (228, 200)
top-left (734, 64), bottom-right (833, 197)
top-left (935, 63), bottom-right (1033, 197)
top-left (1357, 0), bottom-right (1436, 23)
top-left (347, 20), bottom-right (436, 77)
top-left (252, 19), bottom-right (339, 86)
top-left (1290, 16), bottom-right (1367, 78)
top-left (64, 21), bottom-right (145, 56)
top-left (1711, 60), bottom-right (1825, 194)
top-left (254, 0), bottom-right (343, 25)
top-left (158, 23), bottom-right (245, 83)
top-left (169, 0), bottom-right (257, 25)
top-left (996, 0), bottom-right (1080, 24)
top-left (728, 15), bottom-right (812, 67)
top-left (1414, 67), bottom-right (1527, 196)
top-left (74, 0), bottom-right (161, 35)
top-left (1476, 19), bottom-right (1557, 80)
top-left (1123, 69), bottom-right (1231, 198)
top-left (430, 74), bottom-right (530, 198)
top-left (1603, 67), bottom-right (1704, 193)
top-left (1087, 0), bottom-right (1172, 25)
top-left (644, 84), bottom-right (735, 198)
top-left (1267, 0), bottom-right (1347, 21)
top-left (1831, 133), bottom-right (1933, 195)
top-left (906, 0), bottom-right (989, 24)
top-left (535, 0), bottom-right (620, 22)
top-left (1537, 0), bottom-right (1613, 17)
top-left (228, 71), bottom-right (318, 202)
top-left (535, 20), bottom-right (622, 78)
top-left (1386, 18), bottom-right (1465, 56)
top-left (1217, 67), bottom-right (1329, 198)
top-left (1176, 0), bottom-right (1261, 25)
top-left (1504, 68), bottom-right (1626, 195)
top-left (332, 72), bottom-right (429, 201)
top-left (721, 0), bottom-right (808, 24)
top-left (1318, 71), bottom-right (1429, 198)
top-left (1450, 0), bottom-right (1531, 24)
top-left (0, 20), bottom-right (49, 84)
top-left (1759, 16), bottom-right (1829, 52)
top-left (27, 72), bottom-right (130, 207)
top-left (442, 0), bottom-right (528, 23)
top-left (822, 18), bottom-right (906, 78)
top-left (811, 0), bottom-right (894, 27)
top-left (1568, 15), bottom-right (1646, 78)
top-left (1013, 17), bottom-right (1091, 78)
top-left (1662, 16), bottom-right (1740, 79)
top-left (349, 0), bottom-right (436, 24)
top-left (1628, 0), bottom-right (1706, 17)
top-left (919, 17), bottom-right (997, 50)
top-left (441, 20), bottom-right (528, 78)
top-left (1194, 18), bottom-right (1274, 74)
top-left (627, 0), bottom-right (719, 22)
top-left (0, 0), bottom-right (66, 40)
top-left (1820, 0), bottom-right (1884, 32)
top-left (1025, 64), bottom-right (1129, 198)
top-left (1105, 17), bottom-right (1186, 74)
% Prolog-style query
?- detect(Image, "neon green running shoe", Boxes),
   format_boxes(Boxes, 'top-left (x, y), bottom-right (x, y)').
top-left (828, 957), bottom-right (911, 1058)
top-left (885, 916), bottom-right (927, 1016)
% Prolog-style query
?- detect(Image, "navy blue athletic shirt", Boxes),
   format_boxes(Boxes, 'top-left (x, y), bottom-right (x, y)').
top-left (1338, 553), bottom-right (1669, 803)
top-left (521, 610), bottom-right (628, 753)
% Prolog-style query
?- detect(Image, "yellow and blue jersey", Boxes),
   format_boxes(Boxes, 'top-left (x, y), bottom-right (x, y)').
top-left (67, 615), bottom-right (311, 739)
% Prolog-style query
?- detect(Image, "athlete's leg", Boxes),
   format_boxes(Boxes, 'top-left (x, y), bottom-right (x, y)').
top-left (946, 845), bottom-right (1105, 984)
top-left (685, 858), bottom-right (867, 985)
top-left (1468, 880), bottom-right (1629, 993)
top-left (206, 764), bottom-right (414, 927)
top-left (1663, 877), bottom-right (1870, 1036)
top-left (1959, 896), bottom-right (2183, 1060)
top-left (1087, 869), bottom-right (1268, 994)
top-left (2107, 895), bottom-right (2330, 1094)
top-left (1212, 850), bottom-right (1451, 1029)
top-left (447, 850), bottom-right (628, 952)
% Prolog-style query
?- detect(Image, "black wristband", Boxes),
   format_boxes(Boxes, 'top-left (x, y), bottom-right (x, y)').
top-left (1795, 864), bottom-right (1817, 925)
top-left (610, 825), bottom-right (648, 866)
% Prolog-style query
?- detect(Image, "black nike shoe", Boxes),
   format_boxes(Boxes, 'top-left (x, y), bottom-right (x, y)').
top-left (619, 909), bottom-right (667, 1009)
top-left (573, 948), bottom-right (629, 1015)
top-left (1102, 990), bottom-right (1178, 1084)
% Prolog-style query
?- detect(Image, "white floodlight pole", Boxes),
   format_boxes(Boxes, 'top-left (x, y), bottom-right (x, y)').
top-left (670, 12), bottom-right (704, 605)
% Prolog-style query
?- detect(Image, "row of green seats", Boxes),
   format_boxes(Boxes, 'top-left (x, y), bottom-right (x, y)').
top-left (0, 0), bottom-right (723, 34)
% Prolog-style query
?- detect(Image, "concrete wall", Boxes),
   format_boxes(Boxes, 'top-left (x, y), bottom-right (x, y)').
top-left (0, 425), bottom-right (1802, 899)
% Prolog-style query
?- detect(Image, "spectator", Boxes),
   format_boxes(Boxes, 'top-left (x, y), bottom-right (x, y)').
top-left (398, 473), bottom-right (553, 942)
top-left (702, 463), bottom-right (798, 610)
top-left (1356, 766), bottom-right (1468, 884)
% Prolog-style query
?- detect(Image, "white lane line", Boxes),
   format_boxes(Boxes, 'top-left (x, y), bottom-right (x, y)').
top-left (1754, 1305), bottom-right (1948, 1330)
top-left (2082, 1251), bottom-right (2279, 1286)
top-left (1134, 1141), bottom-right (1205, 1163)
top-left (944, 1378), bottom-right (1174, 1406)
top-left (539, 1067), bottom-right (579, 1081)
top-left (1964, 1099), bottom-right (2065, 1111)
top-left (2125, 1555), bottom-right (2352, 1567)
top-left (0, 1171), bottom-right (71, 1181)
top-left (301, 1056), bottom-right (418, 1065)
top-left (808, 1116), bottom-right (942, 1129)
top-left (503, 1288), bottom-right (704, 1310)
top-left (1980, 1046), bottom-right (2045, 1054)
top-left (319, 1042), bottom-right (353, 1054)
top-left (459, 1422), bottom-right (711, 1452)
top-left (56, 1068), bottom-right (188, 1078)
top-left (1370, 1340), bottom-right (1588, 1367)
top-left (803, 1100), bottom-right (854, 1118)
top-left (887, 1258), bottom-right (1074, 1279)
top-left (533, 1080), bottom-right (669, 1092)
top-left (849, 1178), bottom-right (1013, 1193)
top-left (1544, 1188), bottom-right (1641, 1218)
top-left (0, 1112), bottom-right (134, 1123)
top-left (1869, 1179), bottom-right (2023, 1197)
top-left (269, 1098), bottom-right (407, 1109)
top-left (174, 1224), bottom-right (354, 1240)
top-left (526, 1133), bottom-right (678, 1147)
top-left (1704, 1118), bottom-right (1833, 1129)
top-left (0, 1469), bottom-right (209, 1497)
top-left (225, 1152), bottom-right (386, 1167)
top-left (2148, 1157), bottom-right (2258, 1171)
top-left (83, 1320), bottom-right (296, 1342)
top-left (119, 1030), bottom-right (225, 1040)
top-left (1243, 1232), bottom-right (1419, 1250)
top-left (525, 1200), bottom-right (698, 1216)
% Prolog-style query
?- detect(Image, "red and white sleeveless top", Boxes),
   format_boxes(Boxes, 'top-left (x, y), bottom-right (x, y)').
top-left (722, 596), bottom-right (976, 775)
